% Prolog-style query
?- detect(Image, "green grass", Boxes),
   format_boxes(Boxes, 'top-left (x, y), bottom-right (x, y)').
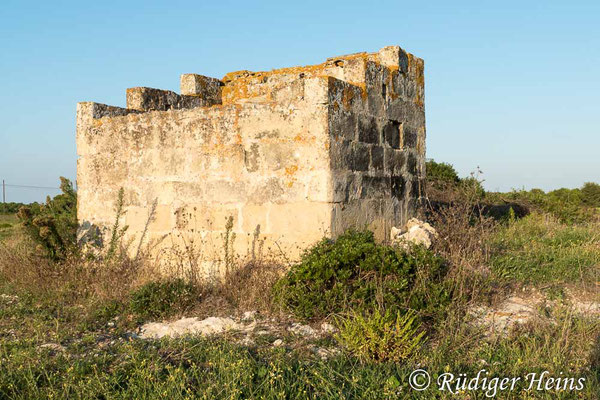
top-left (0, 287), bottom-right (598, 399)
top-left (0, 214), bottom-right (18, 241)
top-left (490, 213), bottom-right (600, 285)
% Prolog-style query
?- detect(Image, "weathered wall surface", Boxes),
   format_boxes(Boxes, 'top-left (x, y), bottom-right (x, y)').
top-left (327, 48), bottom-right (426, 241)
top-left (76, 45), bottom-right (425, 274)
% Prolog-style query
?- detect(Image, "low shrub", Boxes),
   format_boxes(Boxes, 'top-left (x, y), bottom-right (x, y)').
top-left (460, 175), bottom-right (486, 199)
top-left (582, 182), bottom-right (600, 208)
top-left (0, 202), bottom-right (26, 214)
top-left (273, 230), bottom-right (448, 321)
top-left (404, 246), bottom-right (453, 321)
top-left (335, 309), bottom-right (425, 362)
top-left (17, 177), bottom-right (77, 260)
top-left (129, 279), bottom-right (200, 321)
top-left (426, 160), bottom-right (460, 186)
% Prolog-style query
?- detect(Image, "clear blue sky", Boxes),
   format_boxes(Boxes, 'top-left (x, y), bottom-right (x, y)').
top-left (1, 0), bottom-right (598, 203)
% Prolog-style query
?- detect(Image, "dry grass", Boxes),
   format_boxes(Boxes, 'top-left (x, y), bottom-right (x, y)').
top-left (0, 230), bottom-right (151, 303)
top-left (219, 260), bottom-right (286, 314)
top-left (0, 220), bottom-right (286, 323)
top-left (425, 180), bottom-right (499, 304)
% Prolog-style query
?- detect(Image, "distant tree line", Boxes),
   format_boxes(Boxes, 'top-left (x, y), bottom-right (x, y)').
top-left (0, 202), bottom-right (29, 214)
top-left (426, 159), bottom-right (600, 224)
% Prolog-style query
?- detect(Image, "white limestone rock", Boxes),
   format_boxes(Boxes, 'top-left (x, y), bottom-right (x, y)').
top-left (391, 218), bottom-right (437, 249)
top-left (288, 323), bottom-right (317, 337)
top-left (320, 322), bottom-right (337, 334)
top-left (139, 317), bottom-right (241, 339)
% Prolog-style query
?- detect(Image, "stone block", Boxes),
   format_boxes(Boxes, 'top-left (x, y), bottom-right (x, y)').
top-left (126, 204), bottom-right (173, 233)
top-left (204, 180), bottom-right (247, 204)
top-left (406, 151), bottom-right (418, 174)
top-left (241, 204), bottom-right (268, 233)
top-left (180, 74), bottom-right (223, 105)
top-left (307, 172), bottom-right (332, 202)
top-left (174, 204), bottom-right (239, 232)
top-left (383, 120), bottom-right (402, 149)
top-left (126, 87), bottom-right (202, 111)
top-left (403, 125), bottom-right (418, 149)
top-left (341, 57), bottom-right (368, 83)
top-left (377, 46), bottom-right (409, 73)
top-left (329, 138), bottom-right (352, 170)
top-left (391, 176), bottom-right (406, 199)
top-left (358, 115), bottom-right (379, 144)
top-left (385, 148), bottom-right (406, 175)
top-left (269, 202), bottom-right (332, 237)
top-left (332, 172), bottom-right (362, 202)
top-left (351, 142), bottom-right (370, 172)
top-left (303, 77), bottom-right (330, 105)
top-left (370, 145), bottom-right (384, 171)
top-left (330, 109), bottom-right (357, 141)
top-left (386, 98), bottom-right (415, 122)
top-left (361, 175), bottom-right (391, 199)
top-left (248, 177), bottom-right (286, 204)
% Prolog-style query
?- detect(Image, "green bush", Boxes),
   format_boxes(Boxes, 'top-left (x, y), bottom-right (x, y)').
top-left (129, 279), bottom-right (199, 321)
top-left (582, 182), bottom-right (600, 208)
top-left (460, 176), bottom-right (486, 199)
top-left (426, 160), bottom-right (460, 185)
top-left (0, 202), bottom-right (26, 214)
top-left (426, 159), bottom-right (486, 201)
top-left (17, 177), bottom-right (77, 260)
top-left (273, 230), bottom-right (448, 320)
top-left (335, 309), bottom-right (425, 362)
top-left (404, 246), bottom-right (453, 321)
top-left (499, 186), bottom-right (596, 224)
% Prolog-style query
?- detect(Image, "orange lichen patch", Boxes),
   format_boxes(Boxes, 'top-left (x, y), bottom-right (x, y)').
top-left (93, 119), bottom-right (103, 127)
top-left (220, 52), bottom-right (379, 105)
top-left (285, 165), bottom-right (299, 176)
top-left (407, 53), bottom-right (414, 69)
top-left (326, 51), bottom-right (369, 62)
top-left (222, 70), bottom-right (254, 83)
top-left (292, 133), bottom-right (317, 145)
top-left (387, 71), bottom-right (399, 100)
top-left (218, 50), bottom-right (423, 106)
top-left (293, 134), bottom-right (306, 143)
top-left (284, 165), bottom-right (299, 187)
top-left (199, 141), bottom-right (240, 156)
top-left (234, 133), bottom-right (243, 145)
top-left (415, 62), bottom-right (425, 88)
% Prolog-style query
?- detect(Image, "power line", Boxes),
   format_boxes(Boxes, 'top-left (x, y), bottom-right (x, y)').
top-left (5, 184), bottom-right (61, 190)
top-left (2, 181), bottom-right (65, 203)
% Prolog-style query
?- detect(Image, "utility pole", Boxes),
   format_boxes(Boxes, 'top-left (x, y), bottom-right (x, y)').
top-left (2, 180), bottom-right (4, 203)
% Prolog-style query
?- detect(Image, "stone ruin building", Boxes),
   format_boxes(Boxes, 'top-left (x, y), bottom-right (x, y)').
top-left (76, 45), bottom-right (426, 272)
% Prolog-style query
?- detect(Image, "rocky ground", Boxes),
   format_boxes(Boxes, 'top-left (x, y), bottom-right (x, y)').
top-left (471, 287), bottom-right (600, 334)
top-left (136, 311), bottom-right (341, 360)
